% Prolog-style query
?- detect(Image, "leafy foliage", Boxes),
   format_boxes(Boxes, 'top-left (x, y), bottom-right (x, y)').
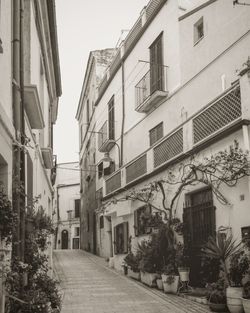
top-left (206, 278), bottom-right (227, 304)
top-left (0, 188), bottom-right (17, 244)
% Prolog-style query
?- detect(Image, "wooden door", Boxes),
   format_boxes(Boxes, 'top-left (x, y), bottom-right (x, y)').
top-left (61, 230), bottom-right (68, 249)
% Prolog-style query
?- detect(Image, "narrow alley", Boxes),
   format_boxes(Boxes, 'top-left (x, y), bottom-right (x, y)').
top-left (54, 250), bottom-right (211, 313)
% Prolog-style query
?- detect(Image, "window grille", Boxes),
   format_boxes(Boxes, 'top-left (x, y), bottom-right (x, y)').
top-left (149, 122), bottom-right (163, 146)
top-left (193, 85), bottom-right (241, 144)
top-left (106, 171), bottom-right (121, 195)
top-left (153, 128), bottom-right (183, 168)
top-left (126, 154), bottom-right (147, 184)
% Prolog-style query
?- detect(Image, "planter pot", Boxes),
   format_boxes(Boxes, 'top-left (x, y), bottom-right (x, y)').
top-left (242, 298), bottom-right (250, 313)
top-left (226, 287), bottom-right (243, 313)
top-left (127, 269), bottom-right (140, 280)
top-left (156, 278), bottom-right (163, 290)
top-left (162, 274), bottom-right (179, 294)
top-left (140, 271), bottom-right (158, 287)
top-left (178, 267), bottom-right (190, 282)
top-left (208, 302), bottom-right (228, 312)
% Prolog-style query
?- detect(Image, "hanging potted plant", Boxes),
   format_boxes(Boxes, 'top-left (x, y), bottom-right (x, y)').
top-left (206, 278), bottom-right (228, 312)
top-left (161, 263), bottom-right (179, 294)
top-left (242, 281), bottom-right (250, 313)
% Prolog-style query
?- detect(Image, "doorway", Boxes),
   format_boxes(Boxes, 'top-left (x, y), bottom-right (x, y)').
top-left (61, 230), bottom-right (69, 249)
top-left (183, 188), bottom-right (216, 286)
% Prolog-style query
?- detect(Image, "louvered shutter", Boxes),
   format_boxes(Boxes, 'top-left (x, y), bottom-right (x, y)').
top-left (113, 226), bottom-right (117, 255)
top-left (134, 210), bottom-right (138, 237)
top-left (123, 222), bottom-right (129, 254)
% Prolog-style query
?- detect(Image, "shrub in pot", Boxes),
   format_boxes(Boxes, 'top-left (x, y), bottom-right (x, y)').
top-left (206, 278), bottom-right (227, 312)
top-left (161, 263), bottom-right (179, 294)
top-left (123, 251), bottom-right (141, 280)
top-left (227, 251), bottom-right (249, 313)
top-left (242, 281), bottom-right (250, 313)
top-left (138, 240), bottom-right (160, 287)
top-left (176, 243), bottom-right (190, 282)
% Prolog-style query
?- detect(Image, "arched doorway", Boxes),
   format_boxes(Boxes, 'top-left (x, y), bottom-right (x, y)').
top-left (61, 230), bottom-right (69, 249)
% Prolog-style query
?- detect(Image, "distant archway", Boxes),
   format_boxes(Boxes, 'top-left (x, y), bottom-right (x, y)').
top-left (61, 230), bottom-right (69, 249)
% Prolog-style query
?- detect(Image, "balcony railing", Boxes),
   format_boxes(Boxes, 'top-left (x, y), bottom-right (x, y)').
top-left (98, 120), bottom-right (115, 152)
top-left (103, 81), bottom-right (246, 198)
top-left (135, 65), bottom-right (168, 113)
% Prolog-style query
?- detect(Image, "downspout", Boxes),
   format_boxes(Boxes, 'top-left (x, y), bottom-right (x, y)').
top-left (19, 0), bottom-right (26, 262)
top-left (12, 0), bottom-right (25, 260)
top-left (12, 0), bottom-right (21, 259)
top-left (120, 61), bottom-right (125, 166)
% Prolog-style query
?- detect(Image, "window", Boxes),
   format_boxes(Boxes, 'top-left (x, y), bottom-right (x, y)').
top-left (75, 227), bottom-right (80, 237)
top-left (98, 162), bottom-right (103, 179)
top-left (149, 33), bottom-right (163, 93)
top-left (194, 17), bottom-right (204, 45)
top-left (87, 211), bottom-right (90, 232)
top-left (86, 99), bottom-right (90, 123)
top-left (108, 96), bottom-right (115, 140)
top-left (149, 122), bottom-right (163, 146)
top-left (114, 222), bottom-right (129, 254)
top-left (74, 199), bottom-right (80, 218)
top-left (100, 216), bottom-right (104, 229)
top-left (134, 205), bottom-right (152, 236)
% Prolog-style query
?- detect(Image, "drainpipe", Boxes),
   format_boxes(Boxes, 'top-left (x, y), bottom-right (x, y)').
top-left (12, 0), bottom-right (25, 261)
top-left (120, 62), bottom-right (125, 166)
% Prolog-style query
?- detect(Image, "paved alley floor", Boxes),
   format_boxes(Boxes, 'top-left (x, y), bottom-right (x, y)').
top-left (53, 250), bottom-right (211, 313)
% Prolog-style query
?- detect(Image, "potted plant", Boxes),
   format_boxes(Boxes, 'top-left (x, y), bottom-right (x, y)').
top-left (138, 240), bottom-right (160, 287)
top-left (161, 263), bottom-right (179, 294)
top-left (176, 243), bottom-right (190, 282)
top-left (202, 234), bottom-right (249, 313)
top-left (227, 251), bottom-right (249, 313)
top-left (242, 281), bottom-right (250, 313)
top-left (206, 278), bottom-right (227, 312)
top-left (123, 251), bottom-right (141, 280)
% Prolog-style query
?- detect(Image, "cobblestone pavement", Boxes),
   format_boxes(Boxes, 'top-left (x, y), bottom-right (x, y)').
top-left (53, 250), bottom-right (211, 313)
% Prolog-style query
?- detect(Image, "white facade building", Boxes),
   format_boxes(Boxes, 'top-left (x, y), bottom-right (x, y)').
top-left (77, 0), bottom-right (250, 284)
top-left (54, 162), bottom-right (81, 250)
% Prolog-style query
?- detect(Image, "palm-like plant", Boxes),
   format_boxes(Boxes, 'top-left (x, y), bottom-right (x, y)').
top-left (202, 234), bottom-right (242, 285)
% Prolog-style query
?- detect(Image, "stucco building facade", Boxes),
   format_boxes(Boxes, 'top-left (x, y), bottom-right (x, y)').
top-left (53, 162), bottom-right (81, 250)
top-left (0, 0), bottom-right (61, 311)
top-left (77, 0), bottom-right (250, 285)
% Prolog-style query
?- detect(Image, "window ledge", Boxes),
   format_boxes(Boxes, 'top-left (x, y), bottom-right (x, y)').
top-left (194, 35), bottom-right (204, 46)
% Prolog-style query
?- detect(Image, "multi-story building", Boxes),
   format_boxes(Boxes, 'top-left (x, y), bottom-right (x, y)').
top-left (53, 162), bottom-right (80, 250)
top-left (76, 49), bottom-right (117, 255)
top-left (77, 0), bottom-right (250, 285)
top-left (0, 1), bottom-right (61, 311)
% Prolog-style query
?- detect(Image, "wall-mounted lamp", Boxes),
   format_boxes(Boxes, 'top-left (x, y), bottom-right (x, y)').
top-left (100, 142), bottom-right (121, 168)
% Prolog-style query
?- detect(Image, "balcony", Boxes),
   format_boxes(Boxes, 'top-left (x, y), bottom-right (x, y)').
top-left (98, 120), bottom-right (115, 152)
top-left (24, 85), bottom-right (45, 129)
top-left (102, 81), bottom-right (247, 199)
top-left (41, 147), bottom-right (53, 169)
top-left (135, 65), bottom-right (168, 113)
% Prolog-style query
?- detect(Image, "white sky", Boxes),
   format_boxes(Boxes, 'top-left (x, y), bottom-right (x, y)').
top-left (54, 0), bottom-right (149, 163)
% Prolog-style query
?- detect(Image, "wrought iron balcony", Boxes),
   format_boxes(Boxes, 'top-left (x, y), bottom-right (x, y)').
top-left (135, 65), bottom-right (168, 113)
top-left (98, 120), bottom-right (116, 152)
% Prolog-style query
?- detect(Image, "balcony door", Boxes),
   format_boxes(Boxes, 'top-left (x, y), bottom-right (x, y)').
top-left (149, 33), bottom-right (163, 94)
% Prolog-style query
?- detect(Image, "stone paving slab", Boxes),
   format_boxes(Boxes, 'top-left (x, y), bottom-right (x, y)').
top-left (53, 250), bottom-right (211, 313)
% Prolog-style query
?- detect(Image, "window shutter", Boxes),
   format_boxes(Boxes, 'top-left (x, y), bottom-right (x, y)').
top-left (134, 210), bottom-right (138, 237)
top-left (27, 153), bottom-right (33, 214)
top-left (113, 226), bottom-right (117, 255)
top-left (123, 222), bottom-right (129, 254)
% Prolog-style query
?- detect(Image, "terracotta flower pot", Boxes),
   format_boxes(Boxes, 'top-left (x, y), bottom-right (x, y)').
top-left (161, 274), bottom-right (179, 294)
top-left (208, 302), bottom-right (228, 312)
top-left (140, 271), bottom-right (158, 287)
top-left (178, 267), bottom-right (190, 282)
top-left (127, 268), bottom-right (140, 280)
top-left (242, 298), bottom-right (250, 313)
top-left (226, 287), bottom-right (243, 313)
